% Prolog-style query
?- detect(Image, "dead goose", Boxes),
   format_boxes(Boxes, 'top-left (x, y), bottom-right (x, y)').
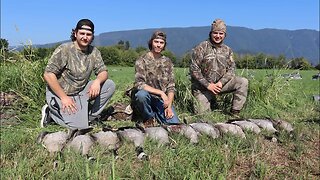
top-left (114, 126), bottom-right (148, 161)
top-left (227, 119), bottom-right (261, 134)
top-left (67, 134), bottom-right (95, 160)
top-left (36, 131), bottom-right (69, 156)
top-left (213, 123), bottom-right (246, 139)
top-left (36, 130), bottom-right (70, 169)
top-left (163, 123), bottom-right (199, 144)
top-left (92, 129), bottom-right (122, 158)
top-left (270, 119), bottom-right (294, 133)
top-left (144, 126), bottom-right (170, 145)
top-left (248, 119), bottom-right (278, 133)
top-left (189, 122), bottom-right (220, 139)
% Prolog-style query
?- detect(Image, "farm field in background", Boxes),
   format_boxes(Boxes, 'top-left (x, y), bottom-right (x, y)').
top-left (109, 66), bottom-right (319, 96)
top-left (1, 62), bottom-right (319, 179)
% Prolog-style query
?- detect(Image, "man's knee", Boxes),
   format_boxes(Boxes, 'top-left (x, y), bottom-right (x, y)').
top-left (102, 79), bottom-right (116, 93)
top-left (135, 90), bottom-right (150, 102)
top-left (235, 77), bottom-right (248, 90)
top-left (238, 77), bottom-right (248, 85)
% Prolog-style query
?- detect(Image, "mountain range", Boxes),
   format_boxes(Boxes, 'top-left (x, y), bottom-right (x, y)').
top-left (39, 26), bottom-right (320, 65)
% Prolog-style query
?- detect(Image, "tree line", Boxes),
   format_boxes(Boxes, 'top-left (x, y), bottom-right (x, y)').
top-left (1, 38), bottom-right (319, 70)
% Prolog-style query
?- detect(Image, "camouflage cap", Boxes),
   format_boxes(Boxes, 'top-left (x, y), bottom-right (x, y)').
top-left (211, 19), bottom-right (226, 33)
top-left (150, 30), bottom-right (166, 41)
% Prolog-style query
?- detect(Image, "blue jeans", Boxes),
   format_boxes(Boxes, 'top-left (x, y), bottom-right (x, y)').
top-left (134, 89), bottom-right (179, 124)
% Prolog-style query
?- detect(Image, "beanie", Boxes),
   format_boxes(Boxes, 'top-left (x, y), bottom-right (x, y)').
top-left (211, 19), bottom-right (226, 33)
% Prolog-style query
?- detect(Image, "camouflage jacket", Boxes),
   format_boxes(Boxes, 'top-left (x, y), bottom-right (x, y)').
top-left (189, 39), bottom-right (235, 90)
top-left (45, 42), bottom-right (107, 95)
top-left (134, 52), bottom-right (175, 95)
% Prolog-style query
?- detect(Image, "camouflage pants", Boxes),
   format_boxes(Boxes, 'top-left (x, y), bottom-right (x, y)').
top-left (193, 76), bottom-right (248, 114)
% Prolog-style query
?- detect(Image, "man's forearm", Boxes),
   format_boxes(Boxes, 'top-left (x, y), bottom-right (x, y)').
top-left (43, 72), bottom-right (68, 99)
top-left (95, 71), bottom-right (108, 84)
top-left (167, 91), bottom-right (175, 108)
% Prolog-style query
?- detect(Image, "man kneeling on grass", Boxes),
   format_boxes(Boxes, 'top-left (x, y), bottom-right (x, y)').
top-left (132, 30), bottom-right (180, 128)
top-left (41, 19), bottom-right (115, 130)
top-left (189, 18), bottom-right (248, 118)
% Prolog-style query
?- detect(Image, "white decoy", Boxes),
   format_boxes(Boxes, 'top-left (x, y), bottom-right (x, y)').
top-left (92, 130), bottom-right (122, 158)
top-left (214, 123), bottom-right (246, 139)
top-left (189, 122), bottom-right (220, 139)
top-left (228, 120), bottom-right (261, 134)
top-left (248, 119), bottom-right (278, 134)
top-left (37, 131), bottom-right (69, 156)
top-left (163, 123), bottom-right (199, 144)
top-left (144, 126), bottom-right (170, 145)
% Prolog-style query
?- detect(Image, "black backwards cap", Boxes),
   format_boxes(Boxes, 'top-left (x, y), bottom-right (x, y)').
top-left (75, 19), bottom-right (94, 33)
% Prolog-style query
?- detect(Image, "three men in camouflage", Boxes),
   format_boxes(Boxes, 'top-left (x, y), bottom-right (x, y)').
top-left (41, 18), bottom-right (247, 129)
top-left (41, 19), bottom-right (115, 130)
top-left (132, 30), bottom-right (180, 127)
top-left (190, 19), bottom-right (248, 117)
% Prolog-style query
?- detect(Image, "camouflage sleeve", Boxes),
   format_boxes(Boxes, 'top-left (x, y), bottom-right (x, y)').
top-left (219, 49), bottom-right (235, 85)
top-left (166, 60), bottom-right (175, 93)
top-left (93, 48), bottom-right (107, 75)
top-left (45, 45), bottom-right (66, 75)
top-left (134, 57), bottom-right (146, 90)
top-left (190, 45), bottom-right (210, 88)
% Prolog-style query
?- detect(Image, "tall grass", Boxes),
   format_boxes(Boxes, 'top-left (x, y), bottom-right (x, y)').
top-left (1, 59), bottom-right (47, 105)
top-left (1, 56), bottom-right (48, 125)
top-left (242, 69), bottom-right (319, 120)
top-left (174, 68), bottom-right (197, 114)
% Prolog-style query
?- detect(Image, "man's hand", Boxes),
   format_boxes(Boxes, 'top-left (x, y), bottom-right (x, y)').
top-left (165, 107), bottom-right (174, 119)
top-left (207, 82), bottom-right (223, 94)
top-left (61, 96), bottom-right (77, 114)
top-left (88, 79), bottom-right (101, 99)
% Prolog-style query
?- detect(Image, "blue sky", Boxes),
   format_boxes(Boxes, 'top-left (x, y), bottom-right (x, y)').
top-left (1, 0), bottom-right (319, 46)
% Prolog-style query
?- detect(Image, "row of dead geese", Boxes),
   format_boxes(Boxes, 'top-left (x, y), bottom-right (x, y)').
top-left (37, 118), bottom-right (294, 161)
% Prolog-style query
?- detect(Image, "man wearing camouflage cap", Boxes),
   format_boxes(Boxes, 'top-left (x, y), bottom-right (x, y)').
top-left (132, 30), bottom-right (180, 127)
top-left (189, 19), bottom-right (248, 117)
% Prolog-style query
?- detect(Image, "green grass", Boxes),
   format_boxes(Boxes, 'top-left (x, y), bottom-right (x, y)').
top-left (1, 62), bottom-right (319, 179)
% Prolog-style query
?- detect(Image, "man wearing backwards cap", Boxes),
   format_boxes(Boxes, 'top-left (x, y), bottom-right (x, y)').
top-left (132, 30), bottom-right (180, 128)
top-left (190, 19), bottom-right (248, 117)
top-left (41, 19), bottom-right (115, 130)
